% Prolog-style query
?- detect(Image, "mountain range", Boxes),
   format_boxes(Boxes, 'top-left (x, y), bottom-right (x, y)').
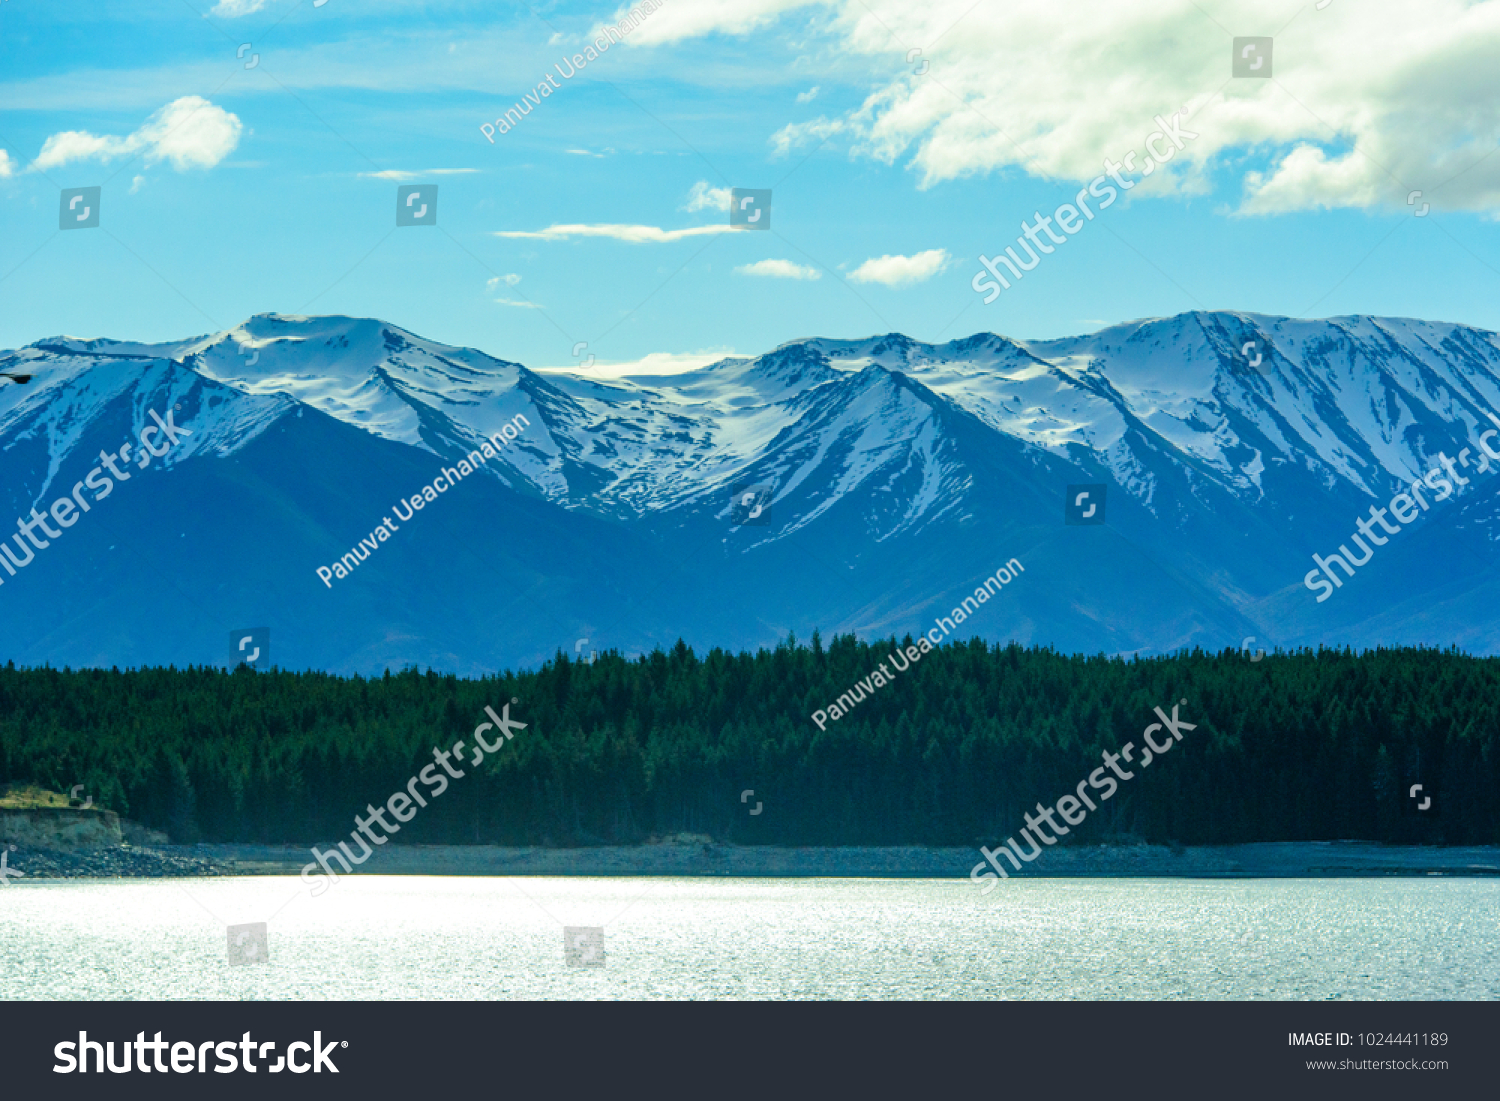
top-left (3, 309), bottom-right (1499, 675)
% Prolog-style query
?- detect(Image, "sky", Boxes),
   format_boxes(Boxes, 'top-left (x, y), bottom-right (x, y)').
top-left (1, 0), bottom-right (1498, 374)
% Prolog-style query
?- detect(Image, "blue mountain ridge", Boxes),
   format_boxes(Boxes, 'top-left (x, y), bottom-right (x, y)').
top-left (2, 309), bottom-right (1498, 673)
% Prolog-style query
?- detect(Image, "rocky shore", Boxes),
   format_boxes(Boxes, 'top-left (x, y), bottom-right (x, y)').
top-left (9, 838), bottom-right (1495, 880)
top-left (3, 843), bottom-right (234, 879)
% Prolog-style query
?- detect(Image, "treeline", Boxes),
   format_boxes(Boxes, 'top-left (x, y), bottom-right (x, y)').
top-left (0, 635), bottom-right (1495, 847)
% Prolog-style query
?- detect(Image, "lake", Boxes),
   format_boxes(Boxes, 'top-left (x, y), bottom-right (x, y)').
top-left (3, 877), bottom-right (1497, 999)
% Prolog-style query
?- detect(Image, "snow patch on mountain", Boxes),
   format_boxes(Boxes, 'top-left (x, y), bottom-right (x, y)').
top-left (12, 309), bottom-right (1500, 546)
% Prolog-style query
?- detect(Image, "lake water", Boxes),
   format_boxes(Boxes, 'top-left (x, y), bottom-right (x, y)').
top-left (3, 877), bottom-right (1497, 999)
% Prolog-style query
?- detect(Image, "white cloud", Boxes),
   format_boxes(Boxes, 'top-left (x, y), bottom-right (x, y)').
top-left (129, 175), bottom-right (146, 194)
top-left (735, 258), bottom-right (821, 279)
top-left (590, 1), bottom-right (668, 43)
top-left (796, 86), bottom-right (821, 103)
top-left (771, 116), bottom-right (845, 159)
top-left (485, 273), bottom-right (535, 306)
top-left (683, 180), bottom-right (732, 212)
top-left (617, 0), bottom-right (823, 47)
top-left (494, 223), bottom-right (739, 243)
top-left (359, 169), bottom-right (480, 181)
top-left (566, 148), bottom-right (614, 158)
top-left (1240, 145), bottom-right (1391, 215)
top-left (536, 348), bottom-right (740, 378)
top-left (32, 96), bottom-right (242, 172)
top-left (0, 150), bottom-right (14, 179)
top-left (209, 0), bottom-right (269, 15)
top-left (848, 248), bottom-right (950, 286)
top-left (652, 0), bottom-right (1500, 216)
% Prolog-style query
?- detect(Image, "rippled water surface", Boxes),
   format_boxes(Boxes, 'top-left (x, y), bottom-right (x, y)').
top-left (3, 877), bottom-right (1497, 999)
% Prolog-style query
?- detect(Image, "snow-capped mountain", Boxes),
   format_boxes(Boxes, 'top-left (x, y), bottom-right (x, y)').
top-left (3, 310), bottom-right (1499, 674)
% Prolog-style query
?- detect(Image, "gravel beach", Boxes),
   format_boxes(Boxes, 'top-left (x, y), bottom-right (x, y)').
top-left (7, 839), bottom-right (1495, 880)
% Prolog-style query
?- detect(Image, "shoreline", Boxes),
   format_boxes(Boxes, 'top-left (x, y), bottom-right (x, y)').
top-left (7, 840), bottom-right (1500, 880)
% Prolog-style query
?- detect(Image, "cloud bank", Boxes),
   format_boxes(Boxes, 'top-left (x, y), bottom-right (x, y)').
top-left (636, 0), bottom-right (1500, 215)
top-left (33, 96), bottom-right (243, 172)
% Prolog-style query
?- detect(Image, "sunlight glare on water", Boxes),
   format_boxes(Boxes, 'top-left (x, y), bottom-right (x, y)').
top-left (3, 877), bottom-right (1497, 1000)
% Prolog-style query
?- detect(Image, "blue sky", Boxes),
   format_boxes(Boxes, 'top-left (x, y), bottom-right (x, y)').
top-left (2, 0), bottom-right (1498, 373)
